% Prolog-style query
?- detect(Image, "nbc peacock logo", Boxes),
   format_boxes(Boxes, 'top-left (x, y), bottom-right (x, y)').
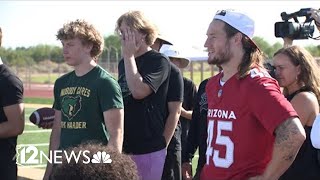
top-left (91, 151), bottom-right (112, 163)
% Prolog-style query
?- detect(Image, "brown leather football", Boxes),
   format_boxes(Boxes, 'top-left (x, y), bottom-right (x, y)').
top-left (29, 107), bottom-right (55, 128)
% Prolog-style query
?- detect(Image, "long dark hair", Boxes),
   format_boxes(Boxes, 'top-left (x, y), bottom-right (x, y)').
top-left (274, 46), bottom-right (320, 103)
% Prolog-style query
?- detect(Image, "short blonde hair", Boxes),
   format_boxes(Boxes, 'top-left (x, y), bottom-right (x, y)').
top-left (115, 11), bottom-right (158, 46)
top-left (56, 19), bottom-right (104, 59)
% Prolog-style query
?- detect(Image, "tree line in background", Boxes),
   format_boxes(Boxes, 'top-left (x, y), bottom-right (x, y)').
top-left (0, 34), bottom-right (121, 66)
top-left (0, 34), bottom-right (319, 66)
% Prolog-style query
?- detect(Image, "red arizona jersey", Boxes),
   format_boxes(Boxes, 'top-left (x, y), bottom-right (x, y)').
top-left (200, 67), bottom-right (297, 180)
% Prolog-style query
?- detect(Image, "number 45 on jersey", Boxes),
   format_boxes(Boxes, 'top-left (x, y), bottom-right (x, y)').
top-left (206, 120), bottom-right (234, 168)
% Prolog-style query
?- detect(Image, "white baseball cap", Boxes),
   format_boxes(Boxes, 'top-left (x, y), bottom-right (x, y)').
top-left (161, 44), bottom-right (190, 68)
top-left (214, 9), bottom-right (259, 50)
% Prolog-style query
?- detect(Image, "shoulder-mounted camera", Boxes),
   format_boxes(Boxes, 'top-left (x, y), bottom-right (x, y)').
top-left (274, 8), bottom-right (315, 40)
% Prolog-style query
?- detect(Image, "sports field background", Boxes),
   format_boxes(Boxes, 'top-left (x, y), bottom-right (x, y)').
top-left (19, 92), bottom-right (200, 179)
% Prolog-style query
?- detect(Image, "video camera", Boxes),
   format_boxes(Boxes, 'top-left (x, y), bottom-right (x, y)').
top-left (274, 8), bottom-right (315, 40)
top-left (264, 62), bottom-right (276, 79)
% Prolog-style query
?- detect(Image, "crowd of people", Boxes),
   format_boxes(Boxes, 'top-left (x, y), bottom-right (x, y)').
top-left (1, 7), bottom-right (320, 180)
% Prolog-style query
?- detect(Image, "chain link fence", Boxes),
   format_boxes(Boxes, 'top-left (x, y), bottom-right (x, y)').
top-left (13, 57), bottom-right (320, 91)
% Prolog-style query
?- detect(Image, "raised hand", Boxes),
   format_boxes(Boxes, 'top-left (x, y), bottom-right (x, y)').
top-left (121, 28), bottom-right (143, 60)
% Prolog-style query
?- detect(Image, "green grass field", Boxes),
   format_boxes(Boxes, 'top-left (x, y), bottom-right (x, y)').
top-left (24, 97), bottom-right (54, 105)
top-left (30, 74), bottom-right (60, 84)
top-left (17, 107), bottom-right (51, 168)
top-left (182, 71), bottom-right (214, 85)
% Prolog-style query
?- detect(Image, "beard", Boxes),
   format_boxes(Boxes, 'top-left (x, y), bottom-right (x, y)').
top-left (207, 42), bottom-right (232, 66)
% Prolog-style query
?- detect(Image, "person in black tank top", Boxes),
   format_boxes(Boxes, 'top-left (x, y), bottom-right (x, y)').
top-left (274, 46), bottom-right (320, 180)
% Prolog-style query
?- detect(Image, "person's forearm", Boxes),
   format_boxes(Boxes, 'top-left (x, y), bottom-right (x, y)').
top-left (107, 128), bottom-right (123, 153)
top-left (124, 56), bottom-right (150, 99)
top-left (0, 103), bottom-right (24, 137)
top-left (44, 110), bottom-right (61, 180)
top-left (104, 109), bottom-right (124, 153)
top-left (182, 116), bottom-right (199, 163)
top-left (163, 113), bottom-right (180, 147)
top-left (283, 38), bottom-right (293, 48)
top-left (44, 126), bottom-right (60, 179)
top-left (0, 120), bottom-right (24, 138)
top-left (260, 117), bottom-right (306, 180)
top-left (163, 102), bottom-right (181, 147)
top-left (181, 108), bottom-right (193, 120)
top-left (309, 8), bottom-right (320, 31)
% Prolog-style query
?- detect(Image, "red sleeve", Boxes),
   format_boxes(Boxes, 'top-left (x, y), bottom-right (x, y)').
top-left (246, 68), bottom-right (298, 135)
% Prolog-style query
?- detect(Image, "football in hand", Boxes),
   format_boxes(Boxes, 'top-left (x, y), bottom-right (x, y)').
top-left (29, 107), bottom-right (55, 128)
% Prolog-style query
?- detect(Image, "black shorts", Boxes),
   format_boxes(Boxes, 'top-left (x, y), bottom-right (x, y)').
top-left (162, 148), bottom-right (182, 180)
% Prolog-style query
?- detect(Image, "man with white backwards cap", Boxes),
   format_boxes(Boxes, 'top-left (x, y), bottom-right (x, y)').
top-left (161, 45), bottom-right (197, 180)
top-left (200, 9), bottom-right (306, 180)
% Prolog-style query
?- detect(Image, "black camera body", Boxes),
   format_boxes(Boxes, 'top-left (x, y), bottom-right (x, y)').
top-left (274, 8), bottom-right (315, 40)
top-left (264, 62), bottom-right (276, 79)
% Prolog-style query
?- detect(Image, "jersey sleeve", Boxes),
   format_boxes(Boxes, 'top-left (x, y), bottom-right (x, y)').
top-left (247, 71), bottom-right (298, 135)
top-left (98, 76), bottom-right (124, 112)
top-left (183, 79), bottom-right (207, 163)
top-left (1, 76), bottom-right (23, 106)
top-left (142, 56), bottom-right (170, 93)
top-left (167, 64), bottom-right (183, 102)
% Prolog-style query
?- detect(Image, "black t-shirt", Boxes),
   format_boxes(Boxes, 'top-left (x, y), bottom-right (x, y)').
top-left (118, 50), bottom-right (171, 154)
top-left (0, 64), bottom-right (24, 178)
top-left (182, 78), bottom-right (209, 174)
top-left (167, 62), bottom-right (183, 151)
top-left (180, 77), bottom-right (197, 152)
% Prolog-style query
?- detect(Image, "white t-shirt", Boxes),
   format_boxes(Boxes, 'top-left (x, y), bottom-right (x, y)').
top-left (311, 114), bottom-right (320, 149)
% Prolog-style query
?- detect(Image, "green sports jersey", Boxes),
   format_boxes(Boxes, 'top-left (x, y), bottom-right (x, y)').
top-left (53, 65), bottom-right (123, 150)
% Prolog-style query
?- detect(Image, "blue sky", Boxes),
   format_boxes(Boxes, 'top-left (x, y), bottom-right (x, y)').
top-left (1, 0), bottom-right (320, 53)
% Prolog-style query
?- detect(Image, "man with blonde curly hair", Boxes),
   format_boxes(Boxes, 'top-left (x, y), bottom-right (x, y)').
top-left (43, 19), bottom-right (124, 180)
top-left (116, 11), bottom-right (173, 180)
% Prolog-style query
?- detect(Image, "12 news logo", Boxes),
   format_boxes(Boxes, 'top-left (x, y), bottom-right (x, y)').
top-left (15, 145), bottom-right (112, 165)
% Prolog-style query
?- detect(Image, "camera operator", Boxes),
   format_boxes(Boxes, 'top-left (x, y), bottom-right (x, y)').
top-left (272, 8), bottom-right (320, 179)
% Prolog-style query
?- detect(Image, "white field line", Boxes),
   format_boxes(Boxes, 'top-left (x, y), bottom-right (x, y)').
top-left (18, 143), bottom-right (49, 147)
top-left (26, 122), bottom-right (36, 126)
top-left (23, 130), bottom-right (51, 133)
top-left (25, 103), bottom-right (52, 108)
